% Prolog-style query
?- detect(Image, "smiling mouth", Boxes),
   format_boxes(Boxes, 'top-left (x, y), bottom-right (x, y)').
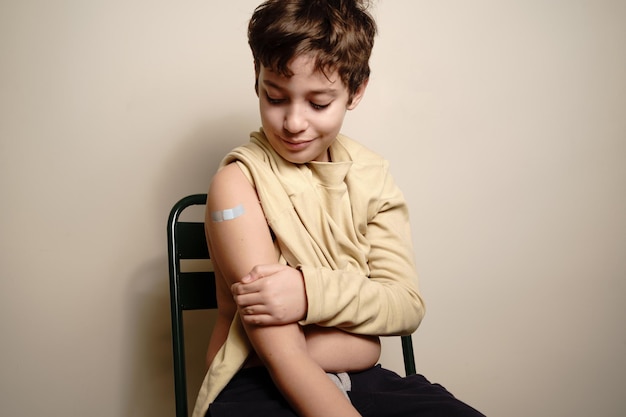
top-left (281, 137), bottom-right (314, 149)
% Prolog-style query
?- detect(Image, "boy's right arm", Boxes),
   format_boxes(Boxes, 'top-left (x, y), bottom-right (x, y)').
top-left (206, 163), bottom-right (361, 417)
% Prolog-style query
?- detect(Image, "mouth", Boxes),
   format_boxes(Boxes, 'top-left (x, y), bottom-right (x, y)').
top-left (280, 136), bottom-right (314, 150)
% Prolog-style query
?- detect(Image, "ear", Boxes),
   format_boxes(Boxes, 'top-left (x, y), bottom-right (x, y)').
top-left (347, 78), bottom-right (369, 110)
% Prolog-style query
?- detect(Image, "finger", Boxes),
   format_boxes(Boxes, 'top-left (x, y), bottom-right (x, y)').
top-left (231, 280), bottom-right (262, 295)
top-left (240, 313), bottom-right (281, 326)
top-left (247, 264), bottom-right (287, 281)
top-left (233, 292), bottom-right (263, 308)
top-left (230, 282), bottom-right (241, 295)
top-left (239, 266), bottom-right (269, 285)
top-left (240, 304), bottom-right (270, 316)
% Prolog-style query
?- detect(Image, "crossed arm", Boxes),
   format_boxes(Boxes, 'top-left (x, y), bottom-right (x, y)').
top-left (204, 163), bottom-right (379, 417)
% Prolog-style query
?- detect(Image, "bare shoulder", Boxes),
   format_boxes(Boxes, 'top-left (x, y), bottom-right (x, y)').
top-left (208, 162), bottom-right (255, 209)
top-left (206, 161), bottom-right (262, 235)
top-left (205, 162), bottom-right (276, 283)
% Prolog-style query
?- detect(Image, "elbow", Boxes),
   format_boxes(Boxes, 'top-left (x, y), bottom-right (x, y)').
top-left (401, 295), bottom-right (425, 335)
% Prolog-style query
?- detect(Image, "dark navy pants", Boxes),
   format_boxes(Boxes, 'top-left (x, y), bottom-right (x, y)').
top-left (207, 365), bottom-right (485, 417)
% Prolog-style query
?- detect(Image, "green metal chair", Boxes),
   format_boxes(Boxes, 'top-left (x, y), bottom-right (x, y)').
top-left (167, 193), bottom-right (416, 417)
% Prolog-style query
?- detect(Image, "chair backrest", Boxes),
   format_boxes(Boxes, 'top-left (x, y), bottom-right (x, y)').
top-left (167, 194), bottom-right (216, 417)
top-left (167, 194), bottom-right (416, 417)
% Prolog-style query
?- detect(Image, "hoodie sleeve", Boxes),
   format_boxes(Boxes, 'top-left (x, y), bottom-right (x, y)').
top-left (299, 166), bottom-right (425, 336)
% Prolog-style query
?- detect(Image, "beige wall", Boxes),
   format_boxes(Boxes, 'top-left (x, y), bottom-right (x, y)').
top-left (1, 1), bottom-right (625, 416)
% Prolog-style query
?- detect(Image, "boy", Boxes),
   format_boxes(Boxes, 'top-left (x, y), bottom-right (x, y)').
top-left (193, 1), bottom-right (484, 416)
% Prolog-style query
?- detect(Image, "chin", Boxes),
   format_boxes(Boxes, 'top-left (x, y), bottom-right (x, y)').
top-left (280, 153), bottom-right (311, 164)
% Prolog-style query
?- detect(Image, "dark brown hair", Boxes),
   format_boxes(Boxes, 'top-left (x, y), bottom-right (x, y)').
top-left (248, 0), bottom-right (377, 100)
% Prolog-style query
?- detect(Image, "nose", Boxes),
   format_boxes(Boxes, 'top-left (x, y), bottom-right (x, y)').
top-left (283, 104), bottom-right (308, 134)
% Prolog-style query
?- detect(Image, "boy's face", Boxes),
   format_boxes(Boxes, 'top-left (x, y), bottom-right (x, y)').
top-left (257, 54), bottom-right (366, 164)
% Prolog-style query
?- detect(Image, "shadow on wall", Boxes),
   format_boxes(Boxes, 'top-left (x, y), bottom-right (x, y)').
top-left (156, 113), bottom-right (260, 212)
top-left (120, 113), bottom-right (258, 417)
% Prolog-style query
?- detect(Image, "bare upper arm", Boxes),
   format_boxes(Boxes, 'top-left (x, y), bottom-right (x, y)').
top-left (205, 163), bottom-right (278, 285)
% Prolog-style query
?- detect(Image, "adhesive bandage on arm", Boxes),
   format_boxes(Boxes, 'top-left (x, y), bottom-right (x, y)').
top-left (210, 204), bottom-right (245, 222)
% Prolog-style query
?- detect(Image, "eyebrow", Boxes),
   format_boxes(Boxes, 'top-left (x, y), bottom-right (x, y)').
top-left (262, 79), bottom-right (338, 96)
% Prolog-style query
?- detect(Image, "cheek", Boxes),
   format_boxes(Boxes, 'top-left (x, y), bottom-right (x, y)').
top-left (314, 109), bottom-right (346, 134)
top-left (259, 104), bottom-right (282, 125)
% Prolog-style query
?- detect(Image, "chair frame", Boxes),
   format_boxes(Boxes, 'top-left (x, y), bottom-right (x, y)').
top-left (167, 194), bottom-right (416, 417)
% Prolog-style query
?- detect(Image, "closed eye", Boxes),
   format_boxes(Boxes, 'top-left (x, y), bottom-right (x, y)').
top-left (310, 102), bottom-right (330, 111)
top-left (265, 92), bottom-right (285, 105)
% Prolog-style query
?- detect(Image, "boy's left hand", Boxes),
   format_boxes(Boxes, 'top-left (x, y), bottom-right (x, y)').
top-left (231, 264), bottom-right (308, 325)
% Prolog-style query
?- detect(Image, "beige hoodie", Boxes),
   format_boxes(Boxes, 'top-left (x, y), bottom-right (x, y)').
top-left (192, 130), bottom-right (424, 417)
